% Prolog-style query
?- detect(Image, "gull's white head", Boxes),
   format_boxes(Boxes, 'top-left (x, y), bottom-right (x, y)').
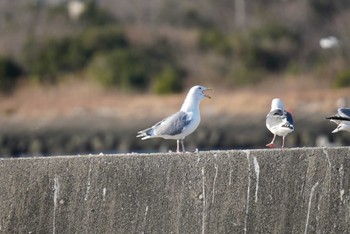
top-left (271, 98), bottom-right (284, 111)
top-left (181, 85), bottom-right (212, 112)
top-left (187, 85), bottom-right (212, 101)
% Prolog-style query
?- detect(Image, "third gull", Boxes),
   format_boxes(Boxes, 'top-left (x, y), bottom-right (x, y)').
top-left (326, 108), bottom-right (350, 133)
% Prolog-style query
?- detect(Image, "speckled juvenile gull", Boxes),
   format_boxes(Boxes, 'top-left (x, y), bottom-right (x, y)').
top-left (137, 85), bottom-right (212, 153)
top-left (326, 108), bottom-right (350, 133)
top-left (266, 98), bottom-right (294, 148)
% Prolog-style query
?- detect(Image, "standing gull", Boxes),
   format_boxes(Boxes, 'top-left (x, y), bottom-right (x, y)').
top-left (137, 85), bottom-right (212, 153)
top-left (266, 98), bottom-right (294, 148)
top-left (326, 108), bottom-right (350, 133)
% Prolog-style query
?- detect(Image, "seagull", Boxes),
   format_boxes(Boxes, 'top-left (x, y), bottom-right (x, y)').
top-left (266, 98), bottom-right (294, 148)
top-left (137, 85), bottom-right (212, 153)
top-left (326, 108), bottom-right (350, 133)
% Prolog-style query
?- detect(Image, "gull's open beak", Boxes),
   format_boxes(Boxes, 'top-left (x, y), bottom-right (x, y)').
top-left (204, 88), bottom-right (213, 99)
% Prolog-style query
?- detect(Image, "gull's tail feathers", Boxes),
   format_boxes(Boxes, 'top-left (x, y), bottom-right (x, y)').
top-left (281, 115), bottom-right (294, 131)
top-left (326, 115), bottom-right (350, 121)
top-left (281, 122), bottom-right (294, 130)
top-left (136, 128), bottom-right (155, 140)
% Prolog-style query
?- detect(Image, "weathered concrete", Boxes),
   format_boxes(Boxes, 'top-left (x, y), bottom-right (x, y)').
top-left (0, 147), bottom-right (350, 233)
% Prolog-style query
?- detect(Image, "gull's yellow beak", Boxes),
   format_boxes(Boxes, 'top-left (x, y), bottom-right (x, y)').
top-left (204, 88), bottom-right (213, 99)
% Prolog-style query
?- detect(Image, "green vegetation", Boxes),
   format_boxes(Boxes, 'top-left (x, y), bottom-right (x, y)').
top-left (87, 38), bottom-right (185, 93)
top-left (1, 0), bottom-right (350, 93)
top-left (241, 23), bottom-right (301, 72)
top-left (198, 29), bottom-right (232, 55)
top-left (197, 23), bottom-right (302, 85)
top-left (87, 49), bottom-right (148, 91)
top-left (159, 5), bottom-right (213, 29)
top-left (153, 66), bottom-right (185, 94)
top-left (26, 26), bottom-right (128, 83)
top-left (80, 0), bottom-right (117, 26)
top-left (22, 20), bottom-right (185, 93)
top-left (0, 57), bottom-right (22, 93)
top-left (333, 70), bottom-right (350, 88)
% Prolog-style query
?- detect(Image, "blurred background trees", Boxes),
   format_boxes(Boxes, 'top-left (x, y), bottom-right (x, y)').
top-left (0, 0), bottom-right (350, 94)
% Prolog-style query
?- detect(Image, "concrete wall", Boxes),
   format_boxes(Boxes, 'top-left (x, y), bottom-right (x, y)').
top-left (0, 147), bottom-right (350, 233)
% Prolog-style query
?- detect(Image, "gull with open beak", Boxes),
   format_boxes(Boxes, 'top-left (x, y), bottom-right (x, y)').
top-left (137, 85), bottom-right (212, 153)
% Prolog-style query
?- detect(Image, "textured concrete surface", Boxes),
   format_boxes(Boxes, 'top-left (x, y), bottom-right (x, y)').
top-left (0, 147), bottom-right (350, 233)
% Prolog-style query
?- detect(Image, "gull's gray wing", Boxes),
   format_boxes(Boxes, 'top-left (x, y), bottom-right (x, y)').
top-left (266, 109), bottom-right (285, 129)
top-left (266, 109), bottom-right (294, 130)
top-left (338, 108), bottom-right (350, 118)
top-left (153, 111), bottom-right (191, 136)
top-left (326, 108), bottom-right (350, 122)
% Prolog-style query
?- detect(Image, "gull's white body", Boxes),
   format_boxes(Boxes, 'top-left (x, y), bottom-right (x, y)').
top-left (266, 98), bottom-right (294, 148)
top-left (137, 85), bottom-right (211, 152)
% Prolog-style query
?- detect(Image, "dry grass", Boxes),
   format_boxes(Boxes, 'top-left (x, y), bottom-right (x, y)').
top-left (0, 76), bottom-right (348, 125)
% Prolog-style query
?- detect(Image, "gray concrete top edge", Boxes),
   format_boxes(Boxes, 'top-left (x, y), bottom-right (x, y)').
top-left (1, 146), bottom-right (349, 161)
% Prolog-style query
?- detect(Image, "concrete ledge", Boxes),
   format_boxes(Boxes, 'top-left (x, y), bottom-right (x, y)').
top-left (1, 147), bottom-right (350, 233)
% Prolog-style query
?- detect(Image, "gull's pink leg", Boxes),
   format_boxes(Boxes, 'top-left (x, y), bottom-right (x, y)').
top-left (266, 134), bottom-right (277, 148)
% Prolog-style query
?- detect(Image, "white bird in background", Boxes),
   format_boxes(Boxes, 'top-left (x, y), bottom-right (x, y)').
top-left (266, 98), bottom-right (294, 148)
top-left (319, 36), bottom-right (339, 49)
top-left (137, 85), bottom-right (212, 153)
top-left (326, 108), bottom-right (350, 133)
